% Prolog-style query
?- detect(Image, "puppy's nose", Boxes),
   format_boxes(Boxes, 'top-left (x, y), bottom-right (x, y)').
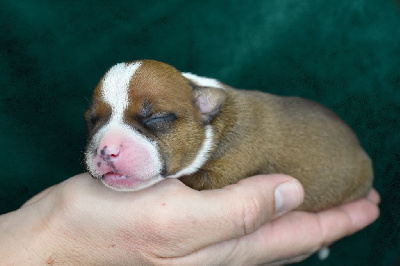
top-left (100, 145), bottom-right (121, 159)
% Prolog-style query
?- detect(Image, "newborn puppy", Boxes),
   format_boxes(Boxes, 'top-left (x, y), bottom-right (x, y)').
top-left (84, 60), bottom-right (373, 211)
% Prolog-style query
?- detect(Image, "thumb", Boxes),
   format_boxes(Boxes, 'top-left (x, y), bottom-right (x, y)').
top-left (168, 174), bottom-right (304, 253)
top-left (207, 174), bottom-right (304, 236)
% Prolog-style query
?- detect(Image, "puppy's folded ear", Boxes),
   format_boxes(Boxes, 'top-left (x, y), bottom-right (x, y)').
top-left (193, 87), bottom-right (226, 123)
top-left (183, 73), bottom-right (226, 123)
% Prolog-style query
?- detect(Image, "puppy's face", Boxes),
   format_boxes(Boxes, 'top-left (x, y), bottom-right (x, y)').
top-left (84, 60), bottom-right (225, 191)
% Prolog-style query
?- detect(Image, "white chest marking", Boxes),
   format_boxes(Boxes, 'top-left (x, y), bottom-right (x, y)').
top-left (167, 125), bottom-right (214, 179)
top-left (101, 62), bottom-right (142, 122)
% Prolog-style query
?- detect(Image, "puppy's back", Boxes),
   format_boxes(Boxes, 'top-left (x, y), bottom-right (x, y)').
top-left (225, 88), bottom-right (373, 211)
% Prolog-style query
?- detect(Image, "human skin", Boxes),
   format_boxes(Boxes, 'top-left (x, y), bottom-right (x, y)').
top-left (0, 173), bottom-right (379, 265)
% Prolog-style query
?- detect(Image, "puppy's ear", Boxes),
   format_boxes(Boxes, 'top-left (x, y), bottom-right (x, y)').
top-left (183, 73), bottom-right (226, 123)
top-left (193, 87), bottom-right (226, 123)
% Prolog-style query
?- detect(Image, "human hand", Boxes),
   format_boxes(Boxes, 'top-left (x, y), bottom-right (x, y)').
top-left (0, 173), bottom-right (379, 265)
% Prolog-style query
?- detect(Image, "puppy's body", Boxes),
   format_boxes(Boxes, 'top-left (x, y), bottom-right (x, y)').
top-left (85, 60), bottom-right (373, 211)
top-left (182, 87), bottom-right (372, 211)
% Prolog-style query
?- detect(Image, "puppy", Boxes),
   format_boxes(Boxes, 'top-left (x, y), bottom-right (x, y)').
top-left (84, 60), bottom-right (373, 211)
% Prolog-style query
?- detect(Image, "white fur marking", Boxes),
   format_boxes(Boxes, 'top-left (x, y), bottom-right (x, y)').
top-left (167, 125), bottom-right (214, 178)
top-left (101, 62), bottom-right (142, 122)
top-left (182, 72), bottom-right (224, 90)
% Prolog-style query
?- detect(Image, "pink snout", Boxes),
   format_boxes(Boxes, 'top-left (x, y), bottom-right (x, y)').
top-left (90, 126), bottom-right (163, 190)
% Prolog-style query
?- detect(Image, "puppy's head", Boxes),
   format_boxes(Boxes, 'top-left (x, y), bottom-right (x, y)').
top-left (84, 60), bottom-right (226, 191)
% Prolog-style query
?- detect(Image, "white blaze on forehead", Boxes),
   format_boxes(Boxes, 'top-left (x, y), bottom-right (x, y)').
top-left (182, 72), bottom-right (224, 90)
top-left (101, 62), bottom-right (142, 121)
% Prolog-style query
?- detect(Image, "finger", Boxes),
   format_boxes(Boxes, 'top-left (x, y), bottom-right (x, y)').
top-left (187, 194), bottom-right (379, 265)
top-left (184, 174), bottom-right (304, 246)
top-left (149, 174), bottom-right (304, 258)
top-left (316, 188), bottom-right (380, 246)
top-left (258, 196), bottom-right (379, 264)
top-left (21, 186), bottom-right (55, 207)
top-left (20, 173), bottom-right (96, 208)
top-left (367, 188), bottom-right (380, 204)
top-left (267, 253), bottom-right (312, 266)
top-left (317, 187), bottom-right (380, 250)
top-left (334, 195), bottom-right (380, 239)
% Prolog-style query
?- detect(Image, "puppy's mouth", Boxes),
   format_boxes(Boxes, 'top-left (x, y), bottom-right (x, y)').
top-left (103, 172), bottom-right (126, 181)
top-left (102, 172), bottom-right (141, 189)
top-left (101, 172), bottom-right (164, 191)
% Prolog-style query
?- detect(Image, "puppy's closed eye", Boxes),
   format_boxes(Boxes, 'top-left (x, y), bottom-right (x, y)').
top-left (141, 113), bottom-right (177, 132)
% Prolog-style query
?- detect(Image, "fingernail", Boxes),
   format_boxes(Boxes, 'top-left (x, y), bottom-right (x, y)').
top-left (274, 179), bottom-right (303, 214)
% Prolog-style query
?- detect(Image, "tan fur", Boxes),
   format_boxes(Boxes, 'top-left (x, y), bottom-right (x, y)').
top-left (181, 87), bottom-right (373, 211)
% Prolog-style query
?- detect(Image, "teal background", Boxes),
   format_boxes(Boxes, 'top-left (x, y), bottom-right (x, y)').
top-left (1, 0), bottom-right (399, 265)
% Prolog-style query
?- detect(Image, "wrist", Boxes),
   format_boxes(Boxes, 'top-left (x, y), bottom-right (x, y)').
top-left (0, 203), bottom-right (84, 264)
top-left (0, 207), bottom-right (50, 264)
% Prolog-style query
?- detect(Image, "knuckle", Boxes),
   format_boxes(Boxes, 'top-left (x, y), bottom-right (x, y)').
top-left (235, 193), bottom-right (263, 235)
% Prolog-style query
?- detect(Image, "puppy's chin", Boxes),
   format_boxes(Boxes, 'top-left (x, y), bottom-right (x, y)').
top-left (100, 173), bottom-right (164, 192)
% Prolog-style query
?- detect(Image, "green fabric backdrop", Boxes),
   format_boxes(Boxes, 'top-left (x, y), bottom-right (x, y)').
top-left (1, 0), bottom-right (399, 265)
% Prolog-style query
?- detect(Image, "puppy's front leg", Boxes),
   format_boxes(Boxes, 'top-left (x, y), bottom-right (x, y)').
top-left (179, 170), bottom-right (221, 190)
